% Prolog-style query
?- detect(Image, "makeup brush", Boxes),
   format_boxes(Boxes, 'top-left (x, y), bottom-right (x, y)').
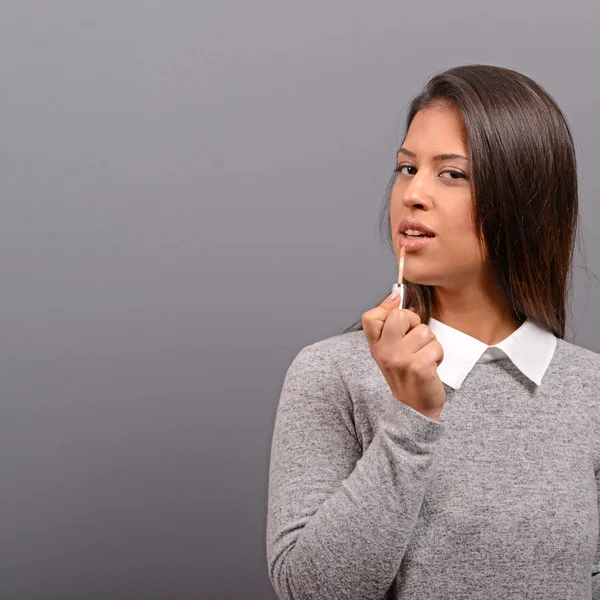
top-left (391, 246), bottom-right (406, 310)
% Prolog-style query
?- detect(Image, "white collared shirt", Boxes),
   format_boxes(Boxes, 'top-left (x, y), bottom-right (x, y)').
top-left (428, 317), bottom-right (557, 390)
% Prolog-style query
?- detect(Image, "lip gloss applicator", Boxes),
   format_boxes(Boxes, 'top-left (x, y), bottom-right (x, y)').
top-left (391, 246), bottom-right (407, 310)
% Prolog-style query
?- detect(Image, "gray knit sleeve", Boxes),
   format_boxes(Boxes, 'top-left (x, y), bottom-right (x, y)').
top-left (266, 343), bottom-right (445, 600)
top-left (593, 468), bottom-right (600, 599)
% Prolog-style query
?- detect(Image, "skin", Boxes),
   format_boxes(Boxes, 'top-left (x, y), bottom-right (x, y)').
top-left (389, 102), bottom-right (521, 346)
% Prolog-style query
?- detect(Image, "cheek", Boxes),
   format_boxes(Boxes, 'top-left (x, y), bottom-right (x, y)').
top-left (389, 196), bottom-right (402, 223)
top-left (443, 207), bottom-right (477, 243)
top-left (436, 211), bottom-right (480, 254)
top-left (442, 232), bottom-right (485, 268)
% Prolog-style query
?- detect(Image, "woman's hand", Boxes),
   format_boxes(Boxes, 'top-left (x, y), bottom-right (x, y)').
top-left (362, 293), bottom-right (446, 421)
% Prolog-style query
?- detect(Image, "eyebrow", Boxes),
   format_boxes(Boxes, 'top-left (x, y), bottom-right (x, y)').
top-left (397, 148), bottom-right (469, 162)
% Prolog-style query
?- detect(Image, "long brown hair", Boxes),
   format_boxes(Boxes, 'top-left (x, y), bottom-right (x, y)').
top-left (344, 64), bottom-right (590, 340)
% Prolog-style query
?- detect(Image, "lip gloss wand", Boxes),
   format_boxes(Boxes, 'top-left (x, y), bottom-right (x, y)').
top-left (391, 246), bottom-right (407, 310)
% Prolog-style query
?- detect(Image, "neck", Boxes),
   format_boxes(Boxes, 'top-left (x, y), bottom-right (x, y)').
top-left (429, 278), bottom-right (521, 346)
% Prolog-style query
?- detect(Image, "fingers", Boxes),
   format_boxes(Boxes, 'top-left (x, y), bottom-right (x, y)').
top-left (414, 339), bottom-right (445, 371)
top-left (362, 294), bottom-right (401, 346)
top-left (362, 294), bottom-right (420, 347)
top-left (383, 320), bottom-right (432, 354)
top-left (378, 303), bottom-right (421, 345)
top-left (379, 312), bottom-right (443, 368)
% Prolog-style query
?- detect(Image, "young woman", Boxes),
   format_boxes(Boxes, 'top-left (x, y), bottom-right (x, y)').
top-left (266, 64), bottom-right (600, 599)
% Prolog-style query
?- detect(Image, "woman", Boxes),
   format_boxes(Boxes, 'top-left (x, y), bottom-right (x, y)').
top-left (266, 64), bottom-right (600, 599)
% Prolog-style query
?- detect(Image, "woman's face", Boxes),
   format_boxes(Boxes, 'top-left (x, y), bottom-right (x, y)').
top-left (390, 104), bottom-right (487, 288)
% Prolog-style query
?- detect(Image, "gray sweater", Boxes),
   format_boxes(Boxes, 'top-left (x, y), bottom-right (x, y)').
top-left (266, 330), bottom-right (600, 599)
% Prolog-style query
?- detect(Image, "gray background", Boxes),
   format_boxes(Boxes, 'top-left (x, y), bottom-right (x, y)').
top-left (1, 1), bottom-right (599, 599)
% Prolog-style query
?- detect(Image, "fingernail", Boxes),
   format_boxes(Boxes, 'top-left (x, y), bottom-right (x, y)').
top-left (388, 291), bottom-right (399, 303)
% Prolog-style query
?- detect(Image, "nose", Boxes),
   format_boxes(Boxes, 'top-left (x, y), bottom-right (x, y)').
top-left (402, 170), bottom-right (433, 210)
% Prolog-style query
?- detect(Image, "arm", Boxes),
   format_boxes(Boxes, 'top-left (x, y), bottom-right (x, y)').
top-left (593, 468), bottom-right (600, 599)
top-left (266, 344), bottom-right (445, 600)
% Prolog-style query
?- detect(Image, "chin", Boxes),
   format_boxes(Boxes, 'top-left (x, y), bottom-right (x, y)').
top-left (403, 274), bottom-right (440, 287)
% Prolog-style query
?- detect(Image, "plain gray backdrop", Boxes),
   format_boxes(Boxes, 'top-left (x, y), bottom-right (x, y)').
top-left (1, 1), bottom-right (599, 599)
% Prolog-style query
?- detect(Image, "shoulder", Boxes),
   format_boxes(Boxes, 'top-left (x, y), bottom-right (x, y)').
top-left (278, 332), bottom-right (372, 423)
top-left (554, 338), bottom-right (600, 438)
top-left (285, 330), bottom-right (373, 385)
top-left (298, 330), bottom-right (369, 364)
top-left (554, 337), bottom-right (600, 380)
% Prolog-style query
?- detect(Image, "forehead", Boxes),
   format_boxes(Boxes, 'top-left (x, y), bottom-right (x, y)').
top-left (403, 105), bottom-right (469, 153)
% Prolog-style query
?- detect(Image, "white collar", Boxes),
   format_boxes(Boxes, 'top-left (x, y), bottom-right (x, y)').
top-left (428, 317), bottom-right (557, 390)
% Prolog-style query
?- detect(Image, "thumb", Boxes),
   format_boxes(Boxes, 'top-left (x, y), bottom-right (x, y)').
top-left (362, 291), bottom-right (406, 346)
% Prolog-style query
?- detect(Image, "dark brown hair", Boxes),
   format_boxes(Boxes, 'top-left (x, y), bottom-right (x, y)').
top-left (343, 64), bottom-right (590, 340)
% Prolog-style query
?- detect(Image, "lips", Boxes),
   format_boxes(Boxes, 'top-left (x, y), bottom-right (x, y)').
top-left (403, 232), bottom-right (433, 238)
top-left (399, 232), bottom-right (434, 252)
top-left (398, 218), bottom-right (436, 237)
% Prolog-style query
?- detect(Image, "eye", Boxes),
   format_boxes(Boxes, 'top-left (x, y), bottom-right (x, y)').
top-left (394, 165), bottom-right (416, 175)
top-left (394, 165), bottom-right (469, 180)
top-left (441, 170), bottom-right (467, 180)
